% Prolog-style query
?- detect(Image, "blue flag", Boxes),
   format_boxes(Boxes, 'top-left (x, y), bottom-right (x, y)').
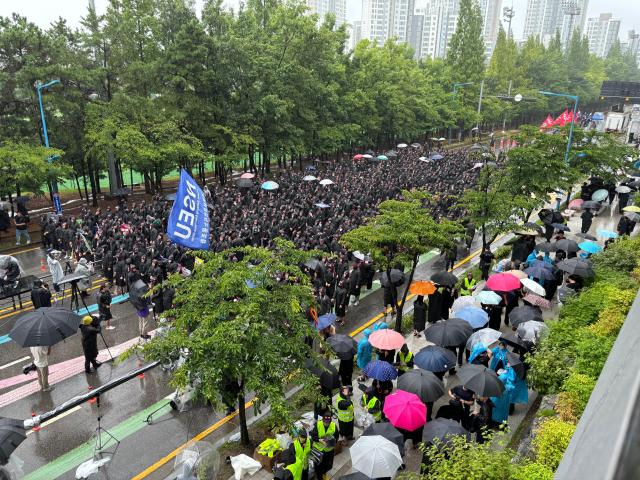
top-left (167, 169), bottom-right (210, 250)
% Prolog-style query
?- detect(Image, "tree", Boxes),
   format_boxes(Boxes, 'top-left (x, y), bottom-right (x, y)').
top-left (446, 0), bottom-right (485, 84)
top-left (0, 142), bottom-right (67, 198)
top-left (340, 190), bottom-right (461, 332)
top-left (140, 240), bottom-right (317, 446)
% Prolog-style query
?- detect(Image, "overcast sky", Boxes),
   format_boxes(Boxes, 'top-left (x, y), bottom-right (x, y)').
top-left (0, 0), bottom-right (638, 43)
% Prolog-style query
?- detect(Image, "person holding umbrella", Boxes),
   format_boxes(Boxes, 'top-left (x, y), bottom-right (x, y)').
top-left (333, 280), bottom-right (348, 326)
top-left (479, 247), bottom-right (494, 281)
top-left (97, 283), bottom-right (114, 330)
top-left (581, 209), bottom-right (594, 234)
top-left (30, 345), bottom-right (52, 392)
top-left (80, 315), bottom-right (102, 374)
top-left (356, 328), bottom-right (373, 381)
top-left (413, 295), bottom-right (426, 337)
top-left (310, 411), bottom-right (339, 480)
top-left (334, 385), bottom-right (355, 441)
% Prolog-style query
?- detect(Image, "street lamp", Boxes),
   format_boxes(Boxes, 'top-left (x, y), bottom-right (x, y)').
top-left (35, 79), bottom-right (62, 214)
top-left (449, 82), bottom-right (474, 144)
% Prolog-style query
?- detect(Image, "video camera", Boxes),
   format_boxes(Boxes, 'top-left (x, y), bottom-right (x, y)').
top-left (22, 363), bottom-right (37, 375)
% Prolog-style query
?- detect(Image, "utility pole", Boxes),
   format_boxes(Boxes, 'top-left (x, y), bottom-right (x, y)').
top-left (35, 79), bottom-right (62, 214)
top-left (503, 6), bottom-right (515, 39)
top-left (502, 80), bottom-right (513, 131)
top-left (476, 79), bottom-right (485, 132)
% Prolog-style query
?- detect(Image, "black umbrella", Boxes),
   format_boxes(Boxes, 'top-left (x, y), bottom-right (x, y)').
top-left (380, 269), bottom-right (405, 287)
top-left (414, 346), bottom-right (457, 373)
top-left (9, 308), bottom-right (82, 347)
top-left (397, 368), bottom-right (445, 402)
top-left (499, 333), bottom-right (529, 351)
top-left (0, 417), bottom-right (26, 465)
top-left (582, 200), bottom-right (601, 209)
top-left (554, 239), bottom-right (580, 253)
top-left (557, 285), bottom-right (577, 302)
top-left (551, 223), bottom-right (570, 232)
top-left (574, 232), bottom-right (597, 241)
top-left (112, 187), bottom-right (133, 196)
top-left (384, 150), bottom-right (398, 158)
top-left (538, 209), bottom-right (554, 224)
top-left (457, 364), bottom-right (505, 397)
top-left (326, 334), bottom-right (357, 360)
top-left (523, 222), bottom-right (543, 234)
top-left (363, 423), bottom-right (405, 456)
top-left (430, 271), bottom-right (458, 287)
top-left (235, 178), bottom-right (254, 188)
top-left (305, 358), bottom-right (340, 390)
top-left (129, 280), bottom-right (150, 311)
top-left (535, 242), bottom-right (557, 253)
top-left (508, 306), bottom-right (543, 327)
top-left (422, 418), bottom-right (471, 447)
top-left (424, 319), bottom-right (473, 347)
top-left (304, 258), bottom-right (324, 272)
top-left (364, 149), bottom-right (375, 156)
top-left (505, 351), bottom-right (526, 378)
top-left (523, 264), bottom-right (555, 280)
top-left (557, 258), bottom-right (594, 277)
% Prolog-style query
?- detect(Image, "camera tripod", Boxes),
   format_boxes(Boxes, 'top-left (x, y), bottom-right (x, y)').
top-left (92, 393), bottom-right (120, 459)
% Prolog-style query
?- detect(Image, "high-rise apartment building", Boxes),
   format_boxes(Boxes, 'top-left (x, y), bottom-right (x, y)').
top-left (523, 0), bottom-right (588, 48)
top-left (478, 0), bottom-right (503, 57)
top-left (624, 30), bottom-right (640, 65)
top-left (433, 0), bottom-right (460, 58)
top-left (585, 13), bottom-right (621, 58)
top-left (360, 0), bottom-right (415, 44)
top-left (306, 0), bottom-right (347, 26)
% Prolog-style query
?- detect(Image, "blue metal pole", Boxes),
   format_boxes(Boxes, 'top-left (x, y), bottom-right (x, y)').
top-left (36, 85), bottom-right (50, 148)
top-left (36, 79), bottom-right (61, 213)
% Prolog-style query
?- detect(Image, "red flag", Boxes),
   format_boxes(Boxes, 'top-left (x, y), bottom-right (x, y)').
top-left (500, 137), bottom-right (504, 149)
top-left (511, 140), bottom-right (517, 148)
top-left (540, 115), bottom-right (554, 129)
top-left (553, 110), bottom-right (569, 127)
top-left (566, 110), bottom-right (574, 124)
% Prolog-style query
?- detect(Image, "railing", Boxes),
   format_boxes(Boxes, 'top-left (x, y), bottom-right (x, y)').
top-left (555, 289), bottom-right (640, 480)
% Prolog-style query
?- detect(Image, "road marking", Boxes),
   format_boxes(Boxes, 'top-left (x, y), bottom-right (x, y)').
top-left (0, 355), bottom-right (30, 370)
top-left (26, 406), bottom-right (82, 436)
top-left (10, 246), bottom-right (42, 255)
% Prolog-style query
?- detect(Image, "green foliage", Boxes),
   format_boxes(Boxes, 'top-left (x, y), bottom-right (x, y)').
top-left (573, 334), bottom-right (615, 378)
top-left (532, 419), bottom-right (576, 470)
top-left (493, 245), bottom-right (512, 260)
top-left (511, 462), bottom-right (555, 480)
top-left (557, 371), bottom-right (596, 421)
top-left (591, 236), bottom-right (640, 274)
top-left (0, 141), bottom-right (67, 196)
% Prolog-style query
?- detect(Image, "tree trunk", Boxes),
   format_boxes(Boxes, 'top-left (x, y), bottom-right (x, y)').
top-left (238, 388), bottom-right (250, 446)
top-left (94, 168), bottom-right (102, 194)
top-left (74, 174), bottom-right (84, 200)
top-left (482, 224), bottom-right (487, 249)
top-left (87, 157), bottom-right (99, 207)
top-left (394, 258), bottom-right (418, 333)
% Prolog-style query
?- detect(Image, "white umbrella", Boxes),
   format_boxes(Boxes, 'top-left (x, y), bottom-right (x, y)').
top-left (616, 186), bottom-right (631, 193)
top-left (362, 154), bottom-right (373, 159)
top-left (350, 435), bottom-right (403, 478)
top-left (319, 179), bottom-right (334, 186)
top-left (520, 278), bottom-right (546, 296)
top-left (353, 251), bottom-right (366, 261)
top-left (472, 162), bottom-right (484, 169)
top-left (411, 143), bottom-right (421, 148)
top-left (397, 143), bottom-right (408, 148)
top-left (451, 296), bottom-right (476, 313)
top-left (419, 157), bottom-right (430, 162)
top-left (465, 328), bottom-right (502, 351)
top-left (517, 320), bottom-right (548, 343)
top-left (302, 175), bottom-right (317, 181)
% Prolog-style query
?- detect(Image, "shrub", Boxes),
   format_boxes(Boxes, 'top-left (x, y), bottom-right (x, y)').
top-left (591, 236), bottom-right (640, 274)
top-left (573, 333), bottom-right (615, 378)
top-left (493, 245), bottom-right (511, 260)
top-left (587, 307), bottom-right (625, 337)
top-left (555, 392), bottom-right (579, 422)
top-left (526, 344), bottom-right (573, 395)
top-left (556, 371), bottom-right (596, 421)
top-left (532, 419), bottom-right (576, 470)
top-left (511, 462), bottom-right (555, 480)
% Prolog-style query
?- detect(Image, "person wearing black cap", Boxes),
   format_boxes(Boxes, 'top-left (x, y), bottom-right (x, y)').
top-left (310, 411), bottom-right (338, 480)
top-left (283, 429), bottom-right (310, 480)
top-left (334, 385), bottom-right (354, 441)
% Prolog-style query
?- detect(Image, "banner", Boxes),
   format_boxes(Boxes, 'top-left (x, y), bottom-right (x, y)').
top-left (553, 109), bottom-right (569, 127)
top-left (540, 115), bottom-right (554, 129)
top-left (167, 169), bottom-right (210, 250)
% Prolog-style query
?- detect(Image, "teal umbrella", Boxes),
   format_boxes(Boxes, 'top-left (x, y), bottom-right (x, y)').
top-left (376, 155), bottom-right (389, 161)
top-left (591, 189), bottom-right (609, 202)
top-left (578, 241), bottom-right (602, 254)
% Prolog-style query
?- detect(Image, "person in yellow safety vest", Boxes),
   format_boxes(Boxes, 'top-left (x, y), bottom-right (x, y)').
top-left (334, 385), bottom-right (354, 440)
top-left (310, 411), bottom-right (339, 480)
top-left (460, 272), bottom-right (477, 296)
top-left (284, 429), bottom-right (311, 480)
top-left (361, 387), bottom-right (382, 422)
top-left (395, 343), bottom-right (414, 377)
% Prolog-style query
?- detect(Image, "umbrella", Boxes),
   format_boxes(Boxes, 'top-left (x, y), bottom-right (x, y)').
top-left (629, 179), bottom-right (640, 188)
top-left (397, 143), bottom-right (408, 148)
top-left (385, 150), bottom-right (398, 158)
top-left (515, 229), bottom-right (540, 236)
top-left (350, 435), bottom-right (402, 479)
top-left (477, 290), bottom-right (501, 305)
top-left (578, 241), bottom-right (602, 254)
top-left (551, 223), bottom-right (570, 232)
top-left (314, 202), bottom-right (330, 209)
top-left (9, 307), bottom-right (82, 347)
top-left (591, 189), bottom-right (609, 202)
top-left (368, 329), bottom-right (405, 350)
top-left (555, 239), bottom-right (580, 253)
top-left (363, 360), bottom-right (398, 381)
top-left (523, 293), bottom-right (552, 309)
top-left (597, 229), bottom-right (618, 239)
top-left (523, 222), bottom-right (544, 234)
top-left (509, 305), bottom-right (543, 327)
top-left (414, 345), bottom-right (457, 373)
top-left (304, 258), bottom-right (324, 271)
top-left (504, 269), bottom-right (527, 280)
top-left (457, 364), bottom-right (505, 397)
top-left (499, 333), bottom-right (529, 350)
top-left (306, 165), bottom-right (317, 171)
top-left (353, 154), bottom-right (364, 160)
top-left (505, 351), bottom-right (526, 378)
top-left (261, 181), bottom-right (279, 190)
top-left (429, 154), bottom-right (444, 161)
top-left (376, 155), bottom-right (389, 161)
top-left (305, 358), bottom-right (340, 390)
top-left (430, 271), bottom-right (458, 287)
top-left (524, 264), bottom-right (555, 281)
top-left (353, 251), bottom-right (366, 261)
top-left (319, 179), bottom-right (334, 186)
top-left (165, 193), bottom-right (177, 201)
top-left (454, 307), bottom-right (489, 329)
top-left (623, 205), bottom-right (640, 213)
top-left (302, 175), bottom-right (317, 181)
top-left (240, 172), bottom-right (255, 179)
top-left (438, 137), bottom-right (446, 141)
top-left (409, 280), bottom-right (437, 296)
top-left (112, 187), bottom-right (133, 196)
top-left (326, 334), bottom-right (357, 360)
top-left (535, 242), bottom-right (557, 253)
top-left (129, 280), bottom-right (150, 310)
top-left (361, 154), bottom-right (373, 159)
top-left (235, 178), bottom-right (254, 188)
top-left (520, 278), bottom-right (546, 296)
top-left (316, 313), bottom-right (336, 330)
top-left (486, 273), bottom-right (521, 292)
top-left (616, 186), bottom-right (632, 194)
top-left (422, 418), bottom-right (471, 447)
top-left (466, 328), bottom-right (502, 350)
top-left (557, 258), bottom-right (594, 277)
top-left (397, 369), bottom-right (445, 403)
top-left (411, 143), bottom-right (421, 148)
top-left (15, 195), bottom-right (30, 204)
top-left (575, 232), bottom-right (597, 241)
top-left (557, 285), bottom-right (577, 303)
top-left (0, 417), bottom-right (27, 465)
top-left (424, 319), bottom-right (473, 347)
top-left (383, 391), bottom-right (427, 431)
top-left (568, 199), bottom-right (584, 209)
top-left (451, 296), bottom-right (477, 312)
top-left (582, 200), bottom-right (601, 210)
top-left (625, 212), bottom-right (640, 221)
top-left (418, 156), bottom-right (430, 162)
top-left (380, 269), bottom-right (405, 287)
top-left (340, 473), bottom-right (371, 480)
top-left (517, 320), bottom-right (548, 343)
top-left (362, 423), bottom-right (405, 457)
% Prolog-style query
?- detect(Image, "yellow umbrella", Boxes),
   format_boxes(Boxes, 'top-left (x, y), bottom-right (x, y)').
top-left (622, 205), bottom-right (640, 213)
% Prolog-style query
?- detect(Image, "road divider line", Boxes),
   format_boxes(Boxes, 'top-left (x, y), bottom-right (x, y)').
top-left (0, 355), bottom-right (30, 370)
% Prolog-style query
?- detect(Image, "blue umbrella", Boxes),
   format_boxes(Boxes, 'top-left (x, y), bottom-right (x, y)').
top-left (454, 307), bottom-right (489, 329)
top-left (529, 259), bottom-right (553, 270)
top-left (634, 160), bottom-right (640, 169)
top-left (376, 155), bottom-right (389, 161)
top-left (245, 279), bottom-right (256, 289)
top-left (591, 189), bottom-right (609, 202)
top-left (362, 360), bottom-right (398, 381)
top-left (316, 313), bottom-right (336, 330)
top-left (597, 229), bottom-right (618, 239)
top-left (314, 202), bottom-right (330, 209)
top-left (429, 154), bottom-right (444, 161)
top-left (414, 346), bottom-right (457, 373)
top-left (477, 290), bottom-right (501, 305)
top-left (578, 241), bottom-right (602, 254)
top-left (261, 181), bottom-right (279, 191)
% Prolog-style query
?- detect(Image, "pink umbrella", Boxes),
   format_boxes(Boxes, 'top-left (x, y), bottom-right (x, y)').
top-left (383, 390), bottom-right (427, 431)
top-left (369, 329), bottom-right (405, 350)
top-left (240, 172), bottom-right (255, 179)
top-left (568, 198), bottom-right (583, 210)
top-left (353, 154), bottom-right (364, 160)
top-left (523, 293), bottom-right (552, 309)
top-left (486, 273), bottom-right (522, 292)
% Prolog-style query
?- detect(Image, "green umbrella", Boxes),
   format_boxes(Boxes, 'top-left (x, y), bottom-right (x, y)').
top-left (376, 155), bottom-right (389, 161)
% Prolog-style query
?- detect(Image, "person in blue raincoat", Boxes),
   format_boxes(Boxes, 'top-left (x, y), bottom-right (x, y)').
top-left (542, 252), bottom-right (553, 265)
top-left (489, 342), bottom-right (509, 371)
top-left (506, 365), bottom-right (528, 406)
top-left (356, 329), bottom-right (373, 381)
top-left (525, 249), bottom-right (538, 266)
top-left (468, 343), bottom-right (489, 367)
top-left (491, 369), bottom-right (514, 425)
top-left (374, 321), bottom-right (389, 331)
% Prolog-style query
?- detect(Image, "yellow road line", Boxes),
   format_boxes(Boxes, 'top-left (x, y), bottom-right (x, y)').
top-left (10, 246), bottom-right (42, 255)
top-left (26, 406), bottom-right (82, 435)
top-left (132, 241), bottom-right (495, 479)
